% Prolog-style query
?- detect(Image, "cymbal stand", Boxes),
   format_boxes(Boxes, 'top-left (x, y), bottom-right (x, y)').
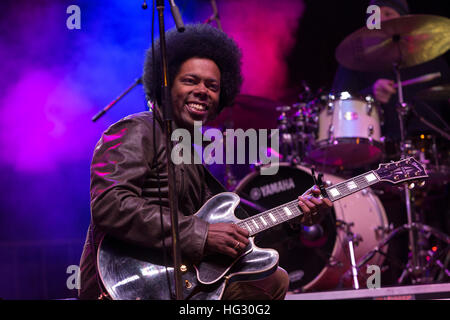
top-left (393, 62), bottom-right (423, 282)
top-left (351, 61), bottom-right (439, 285)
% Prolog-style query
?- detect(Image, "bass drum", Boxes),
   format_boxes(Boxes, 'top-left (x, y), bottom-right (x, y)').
top-left (234, 164), bottom-right (389, 292)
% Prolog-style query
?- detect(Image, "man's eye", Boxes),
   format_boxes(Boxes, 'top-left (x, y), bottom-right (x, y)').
top-left (208, 84), bottom-right (219, 91)
top-left (182, 78), bottom-right (195, 84)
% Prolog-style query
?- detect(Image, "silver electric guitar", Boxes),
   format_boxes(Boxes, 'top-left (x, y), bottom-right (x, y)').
top-left (97, 157), bottom-right (428, 300)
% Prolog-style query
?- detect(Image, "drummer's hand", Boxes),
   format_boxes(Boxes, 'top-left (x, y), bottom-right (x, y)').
top-left (373, 79), bottom-right (396, 104)
top-left (297, 186), bottom-right (333, 226)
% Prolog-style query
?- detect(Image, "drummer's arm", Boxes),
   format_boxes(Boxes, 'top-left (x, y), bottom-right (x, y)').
top-left (371, 79), bottom-right (396, 104)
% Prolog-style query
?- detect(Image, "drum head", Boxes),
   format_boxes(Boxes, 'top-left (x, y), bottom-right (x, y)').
top-left (234, 164), bottom-right (337, 290)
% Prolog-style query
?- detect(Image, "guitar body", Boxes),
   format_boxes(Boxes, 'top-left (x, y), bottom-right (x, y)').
top-left (97, 192), bottom-right (279, 300)
top-left (97, 157), bottom-right (428, 300)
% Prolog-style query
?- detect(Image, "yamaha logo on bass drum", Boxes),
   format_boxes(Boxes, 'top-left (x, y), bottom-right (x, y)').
top-left (249, 178), bottom-right (296, 201)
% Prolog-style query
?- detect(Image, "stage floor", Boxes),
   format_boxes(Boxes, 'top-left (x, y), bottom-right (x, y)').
top-left (285, 283), bottom-right (450, 300)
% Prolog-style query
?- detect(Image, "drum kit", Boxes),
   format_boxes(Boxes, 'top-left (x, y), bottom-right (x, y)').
top-left (209, 14), bottom-right (450, 292)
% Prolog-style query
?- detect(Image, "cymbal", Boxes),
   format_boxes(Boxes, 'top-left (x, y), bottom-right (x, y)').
top-left (415, 84), bottom-right (450, 101)
top-left (336, 15), bottom-right (450, 72)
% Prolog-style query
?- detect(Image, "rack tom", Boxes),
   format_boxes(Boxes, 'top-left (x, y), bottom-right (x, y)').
top-left (308, 92), bottom-right (383, 168)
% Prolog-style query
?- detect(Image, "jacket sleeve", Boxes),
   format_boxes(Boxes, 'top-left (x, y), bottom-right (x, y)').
top-left (89, 115), bottom-right (209, 263)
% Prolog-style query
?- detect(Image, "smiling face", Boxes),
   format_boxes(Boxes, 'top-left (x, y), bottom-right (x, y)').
top-left (171, 57), bottom-right (221, 130)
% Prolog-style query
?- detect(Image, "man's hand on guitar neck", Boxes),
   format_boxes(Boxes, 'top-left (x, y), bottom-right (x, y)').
top-left (297, 185), bottom-right (333, 226)
top-left (203, 186), bottom-right (332, 259)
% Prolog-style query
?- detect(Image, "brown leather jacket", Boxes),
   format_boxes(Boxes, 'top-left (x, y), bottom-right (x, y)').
top-left (78, 111), bottom-right (230, 299)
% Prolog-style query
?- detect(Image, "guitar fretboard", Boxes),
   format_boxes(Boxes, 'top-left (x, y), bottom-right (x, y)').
top-left (236, 170), bottom-right (381, 237)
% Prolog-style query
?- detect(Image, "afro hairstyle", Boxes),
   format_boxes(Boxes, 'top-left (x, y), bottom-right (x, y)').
top-left (143, 23), bottom-right (243, 114)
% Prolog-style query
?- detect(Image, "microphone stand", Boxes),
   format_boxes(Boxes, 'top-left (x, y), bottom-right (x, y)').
top-left (156, 0), bottom-right (183, 300)
top-left (205, 0), bottom-right (222, 31)
top-left (91, 77), bottom-right (142, 122)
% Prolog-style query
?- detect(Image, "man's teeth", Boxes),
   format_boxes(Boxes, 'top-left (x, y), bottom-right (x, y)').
top-left (187, 103), bottom-right (206, 111)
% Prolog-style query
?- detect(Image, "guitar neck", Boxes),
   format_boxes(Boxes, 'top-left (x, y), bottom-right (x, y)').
top-left (236, 170), bottom-right (381, 237)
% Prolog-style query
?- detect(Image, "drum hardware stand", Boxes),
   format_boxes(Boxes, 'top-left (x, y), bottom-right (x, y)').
top-left (393, 61), bottom-right (425, 284)
top-left (409, 105), bottom-right (450, 142)
top-left (277, 105), bottom-right (300, 164)
top-left (335, 220), bottom-right (363, 289)
top-left (292, 102), bottom-right (307, 164)
top-left (355, 222), bottom-right (450, 285)
top-left (394, 60), bottom-right (450, 284)
top-left (348, 61), bottom-right (450, 286)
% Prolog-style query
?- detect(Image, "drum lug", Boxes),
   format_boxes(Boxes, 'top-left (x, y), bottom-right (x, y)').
top-left (368, 125), bottom-right (374, 138)
top-left (327, 93), bottom-right (335, 114)
top-left (327, 102), bottom-right (334, 114)
top-left (328, 125), bottom-right (335, 142)
top-left (365, 95), bottom-right (376, 116)
top-left (366, 103), bottom-right (372, 115)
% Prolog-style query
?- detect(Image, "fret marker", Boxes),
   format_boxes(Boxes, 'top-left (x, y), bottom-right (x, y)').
top-left (246, 222), bottom-right (253, 232)
top-left (347, 181), bottom-right (357, 190)
top-left (283, 207), bottom-right (293, 216)
top-left (252, 220), bottom-right (259, 229)
top-left (365, 173), bottom-right (377, 182)
top-left (260, 216), bottom-right (268, 226)
top-left (329, 188), bottom-right (340, 197)
top-left (269, 213), bottom-right (277, 222)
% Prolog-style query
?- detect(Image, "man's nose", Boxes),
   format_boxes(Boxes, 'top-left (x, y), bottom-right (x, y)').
top-left (193, 82), bottom-right (208, 97)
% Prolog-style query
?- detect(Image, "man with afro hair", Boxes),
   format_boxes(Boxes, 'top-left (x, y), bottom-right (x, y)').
top-left (79, 23), bottom-right (331, 300)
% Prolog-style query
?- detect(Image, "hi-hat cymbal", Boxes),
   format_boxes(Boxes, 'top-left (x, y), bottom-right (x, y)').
top-left (415, 84), bottom-right (450, 101)
top-left (336, 15), bottom-right (450, 72)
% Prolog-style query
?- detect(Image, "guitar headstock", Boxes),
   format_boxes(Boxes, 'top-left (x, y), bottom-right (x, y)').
top-left (375, 157), bottom-right (428, 184)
